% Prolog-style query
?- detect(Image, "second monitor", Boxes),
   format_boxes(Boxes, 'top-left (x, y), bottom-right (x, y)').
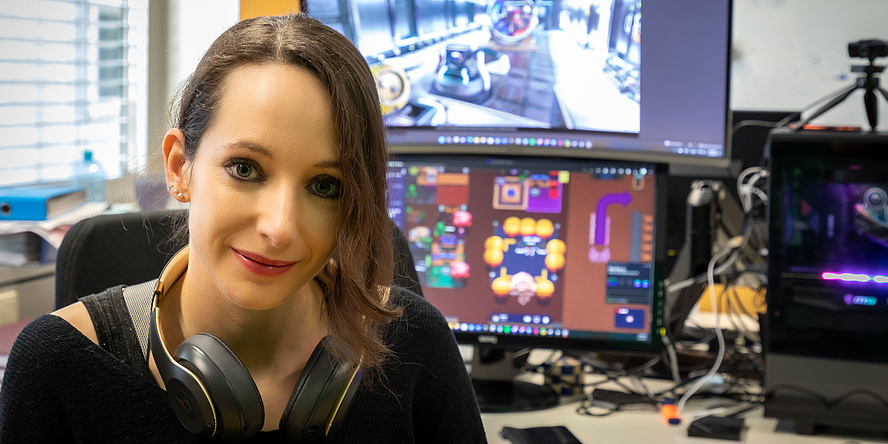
top-left (387, 154), bottom-right (666, 410)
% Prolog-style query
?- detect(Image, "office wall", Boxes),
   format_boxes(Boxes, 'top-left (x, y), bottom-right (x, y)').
top-left (732, 0), bottom-right (888, 129)
top-left (144, 0), bottom-right (240, 176)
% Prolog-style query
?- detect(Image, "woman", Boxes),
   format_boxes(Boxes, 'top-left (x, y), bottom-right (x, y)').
top-left (0, 14), bottom-right (486, 443)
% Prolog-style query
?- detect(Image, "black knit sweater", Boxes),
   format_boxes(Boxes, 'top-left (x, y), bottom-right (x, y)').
top-left (0, 286), bottom-right (486, 443)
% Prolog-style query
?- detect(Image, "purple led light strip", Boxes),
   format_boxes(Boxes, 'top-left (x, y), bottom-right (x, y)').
top-left (822, 272), bottom-right (888, 284)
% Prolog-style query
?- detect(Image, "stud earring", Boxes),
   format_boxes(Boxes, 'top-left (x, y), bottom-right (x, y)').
top-left (168, 184), bottom-right (184, 200)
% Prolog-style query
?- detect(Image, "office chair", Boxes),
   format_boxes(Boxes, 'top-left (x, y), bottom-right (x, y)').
top-left (55, 210), bottom-right (423, 309)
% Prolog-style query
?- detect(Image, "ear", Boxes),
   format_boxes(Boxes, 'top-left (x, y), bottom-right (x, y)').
top-left (163, 129), bottom-right (191, 202)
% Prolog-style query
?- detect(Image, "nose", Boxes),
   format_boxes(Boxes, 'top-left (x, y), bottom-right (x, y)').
top-left (256, 185), bottom-right (300, 248)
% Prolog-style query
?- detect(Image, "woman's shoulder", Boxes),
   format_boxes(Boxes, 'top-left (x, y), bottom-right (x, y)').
top-left (7, 300), bottom-right (150, 385)
top-left (389, 286), bottom-right (443, 321)
top-left (17, 312), bottom-right (77, 338)
top-left (18, 312), bottom-right (87, 340)
top-left (385, 286), bottom-right (456, 344)
top-left (9, 313), bottom-right (96, 366)
top-left (52, 300), bottom-right (99, 345)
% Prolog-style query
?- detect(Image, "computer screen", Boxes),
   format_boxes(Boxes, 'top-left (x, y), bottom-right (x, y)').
top-left (387, 154), bottom-right (666, 354)
top-left (306, 0), bottom-right (733, 166)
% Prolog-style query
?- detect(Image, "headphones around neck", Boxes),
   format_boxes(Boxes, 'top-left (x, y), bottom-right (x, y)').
top-left (148, 247), bottom-right (362, 441)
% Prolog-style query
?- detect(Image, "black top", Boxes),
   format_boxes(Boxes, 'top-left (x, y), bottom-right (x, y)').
top-left (0, 285), bottom-right (486, 443)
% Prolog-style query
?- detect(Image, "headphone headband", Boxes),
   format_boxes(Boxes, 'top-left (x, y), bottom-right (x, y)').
top-left (153, 245), bottom-right (190, 308)
top-left (150, 246), bottom-right (224, 437)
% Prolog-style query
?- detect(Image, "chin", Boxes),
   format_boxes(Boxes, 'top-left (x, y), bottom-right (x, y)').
top-left (220, 281), bottom-right (297, 311)
top-left (227, 293), bottom-right (291, 312)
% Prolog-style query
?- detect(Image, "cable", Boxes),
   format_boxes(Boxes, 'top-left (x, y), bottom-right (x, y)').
top-left (731, 399), bottom-right (765, 411)
top-left (737, 166), bottom-right (769, 216)
top-left (727, 279), bottom-right (762, 342)
top-left (661, 335), bottom-right (682, 385)
top-left (731, 119), bottom-right (780, 136)
top-left (577, 353), bottom-right (665, 407)
top-left (669, 167), bottom-right (770, 295)
top-left (677, 236), bottom-right (742, 417)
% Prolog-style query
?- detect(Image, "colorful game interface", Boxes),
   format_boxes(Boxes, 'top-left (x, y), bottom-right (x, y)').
top-left (388, 157), bottom-right (658, 343)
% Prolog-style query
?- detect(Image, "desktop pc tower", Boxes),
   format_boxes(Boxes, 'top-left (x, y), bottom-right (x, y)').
top-left (764, 128), bottom-right (888, 434)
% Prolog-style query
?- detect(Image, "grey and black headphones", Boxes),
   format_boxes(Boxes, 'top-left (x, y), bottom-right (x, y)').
top-left (149, 247), bottom-right (362, 441)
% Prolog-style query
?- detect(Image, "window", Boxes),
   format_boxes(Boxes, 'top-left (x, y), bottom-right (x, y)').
top-left (0, 0), bottom-right (148, 187)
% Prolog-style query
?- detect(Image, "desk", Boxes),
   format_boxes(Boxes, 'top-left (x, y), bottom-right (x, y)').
top-left (481, 403), bottom-right (888, 444)
top-left (481, 395), bottom-right (888, 444)
top-left (468, 347), bottom-right (888, 444)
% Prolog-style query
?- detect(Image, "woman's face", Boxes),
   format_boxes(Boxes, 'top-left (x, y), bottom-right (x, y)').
top-left (174, 63), bottom-right (341, 310)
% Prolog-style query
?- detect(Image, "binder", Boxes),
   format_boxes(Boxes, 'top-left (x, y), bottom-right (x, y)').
top-left (0, 185), bottom-right (87, 221)
top-left (0, 231), bottom-right (56, 266)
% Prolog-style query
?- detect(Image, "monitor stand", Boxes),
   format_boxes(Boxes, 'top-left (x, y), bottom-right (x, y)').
top-left (470, 346), bottom-right (560, 412)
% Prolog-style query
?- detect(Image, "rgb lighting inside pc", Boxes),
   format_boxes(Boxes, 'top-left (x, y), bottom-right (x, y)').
top-left (767, 130), bottom-right (888, 363)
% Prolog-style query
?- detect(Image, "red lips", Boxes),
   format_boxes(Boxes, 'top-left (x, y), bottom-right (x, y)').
top-left (232, 248), bottom-right (296, 277)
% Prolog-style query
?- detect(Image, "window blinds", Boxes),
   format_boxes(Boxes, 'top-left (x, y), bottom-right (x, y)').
top-left (0, 0), bottom-right (147, 187)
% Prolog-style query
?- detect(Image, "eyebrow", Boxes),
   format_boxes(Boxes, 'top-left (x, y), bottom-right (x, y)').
top-left (226, 140), bottom-right (273, 158)
top-left (226, 140), bottom-right (341, 169)
top-left (314, 159), bottom-right (341, 170)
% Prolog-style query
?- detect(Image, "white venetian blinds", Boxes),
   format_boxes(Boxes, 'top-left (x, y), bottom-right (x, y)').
top-left (0, 0), bottom-right (147, 187)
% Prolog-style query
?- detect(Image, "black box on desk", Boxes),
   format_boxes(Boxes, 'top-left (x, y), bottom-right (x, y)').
top-left (764, 129), bottom-right (888, 435)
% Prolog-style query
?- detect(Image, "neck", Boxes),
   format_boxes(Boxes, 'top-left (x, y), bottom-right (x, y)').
top-left (159, 268), bottom-right (327, 373)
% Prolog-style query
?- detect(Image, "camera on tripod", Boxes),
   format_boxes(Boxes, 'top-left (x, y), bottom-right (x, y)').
top-left (794, 38), bottom-right (888, 131)
top-left (848, 39), bottom-right (888, 61)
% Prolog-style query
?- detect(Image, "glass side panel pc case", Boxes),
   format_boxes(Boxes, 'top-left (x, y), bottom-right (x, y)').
top-left (305, 0), bottom-right (733, 167)
top-left (387, 155), bottom-right (667, 353)
top-left (766, 129), bottom-right (888, 363)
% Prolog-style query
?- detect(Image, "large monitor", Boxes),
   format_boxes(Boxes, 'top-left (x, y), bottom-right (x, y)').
top-left (387, 153), bottom-right (666, 410)
top-left (307, 0), bottom-right (733, 166)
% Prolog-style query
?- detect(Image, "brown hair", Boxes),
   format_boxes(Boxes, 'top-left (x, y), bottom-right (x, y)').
top-left (170, 14), bottom-right (400, 372)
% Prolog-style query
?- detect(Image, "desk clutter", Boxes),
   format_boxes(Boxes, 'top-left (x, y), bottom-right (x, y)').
top-left (485, 129), bottom-right (888, 442)
top-left (505, 347), bottom-right (761, 441)
top-left (0, 200), bottom-right (108, 267)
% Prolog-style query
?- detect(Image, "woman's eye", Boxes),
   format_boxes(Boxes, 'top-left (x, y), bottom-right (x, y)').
top-left (225, 159), bottom-right (262, 181)
top-left (234, 163), bottom-right (253, 178)
top-left (311, 176), bottom-right (341, 199)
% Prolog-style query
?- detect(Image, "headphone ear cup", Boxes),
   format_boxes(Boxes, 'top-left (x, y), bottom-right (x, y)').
top-left (174, 334), bottom-right (265, 440)
top-left (150, 311), bottom-right (218, 437)
top-left (280, 337), bottom-right (362, 441)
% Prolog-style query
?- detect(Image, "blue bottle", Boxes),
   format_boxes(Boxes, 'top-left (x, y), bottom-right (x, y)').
top-left (72, 150), bottom-right (106, 202)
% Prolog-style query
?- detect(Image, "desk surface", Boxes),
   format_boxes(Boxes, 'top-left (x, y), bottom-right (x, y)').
top-left (481, 398), bottom-right (888, 444)
top-left (470, 347), bottom-right (888, 444)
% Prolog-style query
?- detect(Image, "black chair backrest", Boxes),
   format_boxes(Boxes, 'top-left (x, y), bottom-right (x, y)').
top-left (55, 210), bottom-right (423, 309)
top-left (55, 210), bottom-right (183, 309)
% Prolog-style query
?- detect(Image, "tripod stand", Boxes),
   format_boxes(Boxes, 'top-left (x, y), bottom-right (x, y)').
top-left (796, 59), bottom-right (888, 132)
